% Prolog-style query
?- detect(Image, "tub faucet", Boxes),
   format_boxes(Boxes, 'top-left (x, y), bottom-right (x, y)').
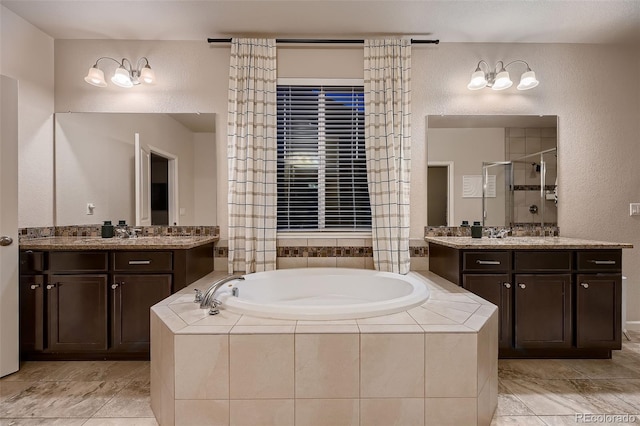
top-left (200, 275), bottom-right (245, 315)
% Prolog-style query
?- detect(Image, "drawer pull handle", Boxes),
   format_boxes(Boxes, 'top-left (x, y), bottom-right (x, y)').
top-left (518, 283), bottom-right (526, 289)
top-left (589, 260), bottom-right (616, 265)
top-left (111, 283), bottom-right (119, 289)
top-left (581, 282), bottom-right (589, 289)
top-left (476, 260), bottom-right (501, 265)
top-left (46, 284), bottom-right (55, 290)
top-left (503, 282), bottom-right (511, 289)
top-left (30, 284), bottom-right (40, 290)
top-left (128, 260), bottom-right (151, 265)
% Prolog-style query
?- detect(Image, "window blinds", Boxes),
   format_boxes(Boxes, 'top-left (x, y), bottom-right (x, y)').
top-left (277, 85), bottom-right (371, 231)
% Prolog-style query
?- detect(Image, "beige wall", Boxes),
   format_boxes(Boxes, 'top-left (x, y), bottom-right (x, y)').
top-left (37, 39), bottom-right (640, 322)
top-left (1, 6), bottom-right (55, 228)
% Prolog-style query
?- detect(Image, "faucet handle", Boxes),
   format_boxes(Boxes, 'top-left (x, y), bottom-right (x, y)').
top-left (194, 289), bottom-right (203, 303)
top-left (212, 299), bottom-right (222, 308)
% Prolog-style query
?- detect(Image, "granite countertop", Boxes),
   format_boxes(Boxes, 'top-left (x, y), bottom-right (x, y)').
top-left (424, 236), bottom-right (633, 250)
top-left (19, 235), bottom-right (219, 251)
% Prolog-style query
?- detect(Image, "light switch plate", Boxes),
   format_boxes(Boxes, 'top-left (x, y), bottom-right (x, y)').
top-left (630, 203), bottom-right (640, 216)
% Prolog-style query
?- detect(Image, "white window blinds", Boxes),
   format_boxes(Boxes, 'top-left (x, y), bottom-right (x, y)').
top-left (277, 85), bottom-right (371, 231)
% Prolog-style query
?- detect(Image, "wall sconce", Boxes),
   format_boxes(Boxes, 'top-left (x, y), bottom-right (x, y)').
top-left (467, 60), bottom-right (539, 91)
top-left (84, 57), bottom-right (156, 88)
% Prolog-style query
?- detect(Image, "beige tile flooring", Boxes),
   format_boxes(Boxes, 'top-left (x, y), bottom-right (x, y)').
top-left (1, 331), bottom-right (640, 425)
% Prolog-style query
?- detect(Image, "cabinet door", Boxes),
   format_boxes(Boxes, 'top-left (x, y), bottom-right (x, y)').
top-left (463, 274), bottom-right (512, 348)
top-left (48, 274), bottom-right (108, 352)
top-left (111, 274), bottom-right (172, 352)
top-left (19, 275), bottom-right (44, 353)
top-left (514, 274), bottom-right (572, 349)
top-left (576, 274), bottom-right (621, 349)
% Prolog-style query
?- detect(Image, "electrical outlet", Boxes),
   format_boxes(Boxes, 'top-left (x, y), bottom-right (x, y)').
top-left (630, 203), bottom-right (640, 216)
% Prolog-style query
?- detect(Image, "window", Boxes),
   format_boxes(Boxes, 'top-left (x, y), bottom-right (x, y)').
top-left (277, 83), bottom-right (371, 231)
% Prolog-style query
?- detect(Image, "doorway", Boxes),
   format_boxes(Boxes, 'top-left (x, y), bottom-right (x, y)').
top-left (151, 153), bottom-right (169, 225)
top-left (427, 161), bottom-right (454, 227)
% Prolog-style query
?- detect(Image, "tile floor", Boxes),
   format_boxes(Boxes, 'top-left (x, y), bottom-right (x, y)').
top-left (1, 331), bottom-right (640, 425)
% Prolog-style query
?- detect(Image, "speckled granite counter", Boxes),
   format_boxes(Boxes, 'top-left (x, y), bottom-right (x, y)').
top-left (19, 235), bottom-right (219, 251)
top-left (424, 236), bottom-right (633, 250)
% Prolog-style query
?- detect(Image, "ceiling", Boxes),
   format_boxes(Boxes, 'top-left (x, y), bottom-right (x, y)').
top-left (2, 0), bottom-right (639, 44)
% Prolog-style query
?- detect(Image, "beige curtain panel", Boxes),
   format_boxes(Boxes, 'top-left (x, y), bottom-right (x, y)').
top-left (364, 39), bottom-right (412, 274)
top-left (227, 38), bottom-right (278, 273)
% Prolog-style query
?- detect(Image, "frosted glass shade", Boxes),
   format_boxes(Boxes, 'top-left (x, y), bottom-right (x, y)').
top-left (111, 67), bottom-right (133, 88)
top-left (140, 66), bottom-right (156, 84)
top-left (467, 70), bottom-right (488, 90)
top-left (84, 66), bottom-right (107, 87)
top-left (491, 70), bottom-right (513, 90)
top-left (517, 70), bottom-right (539, 90)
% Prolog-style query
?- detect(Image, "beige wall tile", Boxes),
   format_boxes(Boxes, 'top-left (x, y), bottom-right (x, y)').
top-left (295, 399), bottom-right (359, 426)
top-left (161, 381), bottom-right (175, 426)
top-left (476, 321), bottom-right (491, 396)
top-left (230, 334), bottom-right (294, 399)
top-left (409, 238), bottom-right (428, 247)
top-left (213, 257), bottom-right (228, 272)
top-left (425, 333), bottom-right (478, 397)
top-left (230, 325), bottom-right (296, 334)
top-left (307, 257), bottom-right (337, 268)
top-left (295, 333), bottom-right (359, 398)
top-left (340, 238), bottom-right (366, 247)
top-left (160, 322), bottom-right (175, 395)
top-left (357, 311), bottom-right (418, 325)
top-left (361, 333), bottom-right (424, 397)
top-left (295, 325), bottom-right (360, 333)
top-left (276, 257), bottom-right (308, 269)
top-left (307, 238), bottom-right (337, 247)
top-left (477, 373), bottom-right (494, 426)
top-left (175, 399), bottom-right (228, 426)
top-left (424, 397), bottom-right (477, 426)
top-left (174, 335), bottom-right (229, 400)
top-left (277, 238), bottom-right (307, 247)
top-left (235, 316), bottom-right (296, 326)
top-left (364, 257), bottom-right (375, 270)
top-left (360, 398), bottom-right (425, 426)
top-left (336, 257), bottom-right (365, 269)
top-left (230, 399), bottom-right (294, 426)
top-left (411, 257), bottom-right (429, 271)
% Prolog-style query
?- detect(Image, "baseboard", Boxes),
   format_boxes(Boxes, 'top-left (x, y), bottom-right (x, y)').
top-left (625, 321), bottom-right (640, 332)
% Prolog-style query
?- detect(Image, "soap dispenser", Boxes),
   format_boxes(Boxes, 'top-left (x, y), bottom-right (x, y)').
top-left (101, 221), bottom-right (114, 238)
top-left (471, 221), bottom-right (482, 238)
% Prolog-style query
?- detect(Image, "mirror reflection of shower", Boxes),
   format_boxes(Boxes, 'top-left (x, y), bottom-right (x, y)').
top-left (483, 147), bottom-right (557, 227)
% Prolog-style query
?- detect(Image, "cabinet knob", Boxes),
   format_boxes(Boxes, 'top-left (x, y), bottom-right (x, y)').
top-left (30, 284), bottom-right (40, 290)
top-left (503, 282), bottom-right (511, 289)
top-left (518, 283), bottom-right (526, 289)
top-left (194, 289), bottom-right (203, 303)
top-left (111, 283), bottom-right (119, 289)
top-left (46, 284), bottom-right (55, 290)
top-left (581, 282), bottom-right (589, 289)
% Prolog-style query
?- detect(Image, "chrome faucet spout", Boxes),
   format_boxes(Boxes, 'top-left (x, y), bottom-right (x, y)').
top-left (200, 275), bottom-right (245, 310)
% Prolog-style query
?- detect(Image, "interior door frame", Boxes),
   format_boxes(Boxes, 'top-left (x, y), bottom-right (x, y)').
top-left (427, 161), bottom-right (455, 227)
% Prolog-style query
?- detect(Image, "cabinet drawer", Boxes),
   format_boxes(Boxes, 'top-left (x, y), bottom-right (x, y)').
top-left (113, 251), bottom-right (173, 272)
top-left (49, 251), bottom-right (108, 272)
top-left (514, 251), bottom-right (572, 272)
top-left (576, 250), bottom-right (622, 272)
top-left (463, 251), bottom-right (510, 271)
top-left (20, 250), bottom-right (45, 273)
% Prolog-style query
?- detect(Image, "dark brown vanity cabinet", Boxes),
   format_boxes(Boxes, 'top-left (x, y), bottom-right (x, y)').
top-left (18, 246), bottom-right (211, 360)
top-left (429, 243), bottom-right (623, 358)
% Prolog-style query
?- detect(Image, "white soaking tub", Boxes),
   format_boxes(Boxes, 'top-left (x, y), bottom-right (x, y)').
top-left (216, 268), bottom-right (430, 320)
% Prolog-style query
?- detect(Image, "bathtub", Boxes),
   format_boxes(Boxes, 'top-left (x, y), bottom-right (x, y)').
top-left (216, 268), bottom-right (430, 320)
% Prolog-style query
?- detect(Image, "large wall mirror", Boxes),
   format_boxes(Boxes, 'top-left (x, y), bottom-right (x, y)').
top-left (427, 115), bottom-right (558, 228)
top-left (54, 112), bottom-right (216, 226)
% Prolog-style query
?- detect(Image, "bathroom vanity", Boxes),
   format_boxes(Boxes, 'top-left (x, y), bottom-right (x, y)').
top-left (18, 235), bottom-right (217, 360)
top-left (426, 236), bottom-right (632, 358)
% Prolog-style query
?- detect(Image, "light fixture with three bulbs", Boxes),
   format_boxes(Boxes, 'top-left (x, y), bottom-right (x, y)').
top-left (84, 57), bottom-right (156, 88)
top-left (467, 60), bottom-right (539, 91)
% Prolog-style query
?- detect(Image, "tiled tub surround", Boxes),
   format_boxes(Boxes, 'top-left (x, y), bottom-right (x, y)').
top-left (151, 270), bottom-right (498, 426)
top-left (425, 225), bottom-right (559, 238)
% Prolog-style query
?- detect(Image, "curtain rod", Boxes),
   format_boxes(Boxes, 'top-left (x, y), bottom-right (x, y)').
top-left (207, 38), bottom-right (439, 45)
